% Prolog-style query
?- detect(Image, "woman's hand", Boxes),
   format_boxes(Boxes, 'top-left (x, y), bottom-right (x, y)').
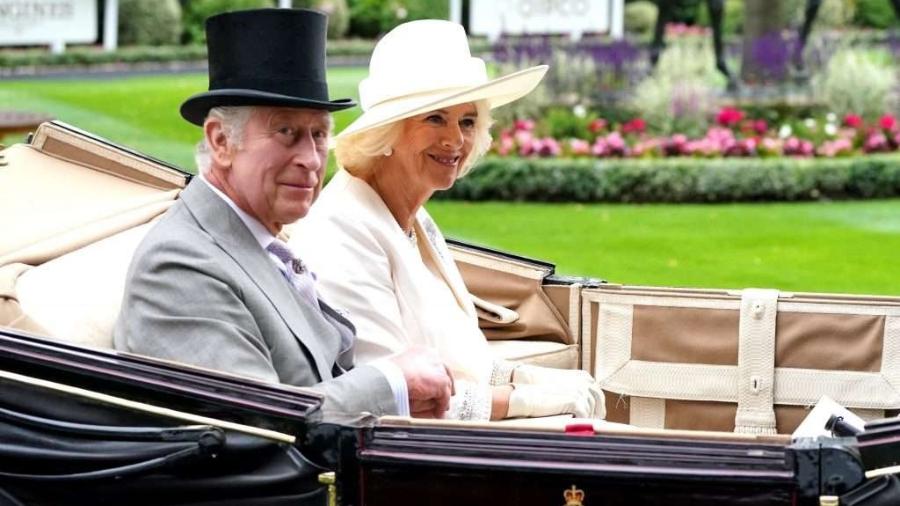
top-left (506, 383), bottom-right (605, 419)
top-left (510, 365), bottom-right (605, 419)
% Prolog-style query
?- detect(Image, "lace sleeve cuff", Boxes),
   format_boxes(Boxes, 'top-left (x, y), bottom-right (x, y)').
top-left (489, 359), bottom-right (518, 386)
top-left (447, 381), bottom-right (493, 421)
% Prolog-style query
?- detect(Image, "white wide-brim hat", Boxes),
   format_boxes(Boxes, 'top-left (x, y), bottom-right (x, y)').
top-left (336, 20), bottom-right (548, 140)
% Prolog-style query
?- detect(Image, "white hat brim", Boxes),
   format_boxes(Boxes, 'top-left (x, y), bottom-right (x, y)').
top-left (336, 65), bottom-right (548, 140)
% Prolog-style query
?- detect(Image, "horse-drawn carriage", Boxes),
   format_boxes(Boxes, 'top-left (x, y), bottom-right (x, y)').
top-left (1, 122), bottom-right (899, 505)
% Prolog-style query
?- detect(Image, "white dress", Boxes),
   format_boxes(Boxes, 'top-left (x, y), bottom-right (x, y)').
top-left (290, 170), bottom-right (514, 420)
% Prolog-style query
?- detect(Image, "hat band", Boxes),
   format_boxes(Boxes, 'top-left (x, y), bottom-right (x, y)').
top-left (210, 76), bottom-right (330, 101)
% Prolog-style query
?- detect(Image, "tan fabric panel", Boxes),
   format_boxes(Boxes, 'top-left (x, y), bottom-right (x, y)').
top-left (586, 300), bottom-right (600, 373)
top-left (603, 391), bottom-right (631, 425)
top-left (544, 284), bottom-right (573, 325)
top-left (0, 263), bottom-right (49, 335)
top-left (0, 144), bottom-right (180, 266)
top-left (454, 258), bottom-right (571, 344)
top-left (629, 305), bottom-right (884, 372)
top-left (487, 340), bottom-right (578, 369)
top-left (632, 305), bottom-right (739, 365)
top-left (585, 286), bottom-right (900, 434)
top-left (776, 312), bottom-right (884, 372)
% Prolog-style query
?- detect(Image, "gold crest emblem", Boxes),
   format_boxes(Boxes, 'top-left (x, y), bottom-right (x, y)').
top-left (563, 485), bottom-right (585, 506)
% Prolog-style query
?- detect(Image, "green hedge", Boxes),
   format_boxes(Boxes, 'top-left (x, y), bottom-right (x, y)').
top-left (436, 155), bottom-right (900, 203)
top-left (0, 39), bottom-right (381, 68)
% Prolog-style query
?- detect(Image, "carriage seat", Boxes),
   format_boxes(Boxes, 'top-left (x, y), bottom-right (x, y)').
top-left (1, 222), bottom-right (154, 348)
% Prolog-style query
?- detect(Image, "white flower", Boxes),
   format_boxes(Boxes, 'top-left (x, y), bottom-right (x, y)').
top-left (826, 112), bottom-right (837, 123)
top-left (573, 104), bottom-right (587, 118)
top-left (778, 124), bottom-right (792, 138)
top-left (395, 7), bottom-right (407, 19)
top-left (804, 118), bottom-right (816, 129)
top-left (825, 123), bottom-right (838, 136)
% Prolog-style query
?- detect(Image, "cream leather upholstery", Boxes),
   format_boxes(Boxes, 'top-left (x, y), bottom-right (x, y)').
top-left (14, 223), bottom-right (154, 349)
top-left (488, 340), bottom-right (579, 369)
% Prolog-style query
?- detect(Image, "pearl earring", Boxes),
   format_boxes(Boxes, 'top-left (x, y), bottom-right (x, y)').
top-left (383, 146), bottom-right (393, 157)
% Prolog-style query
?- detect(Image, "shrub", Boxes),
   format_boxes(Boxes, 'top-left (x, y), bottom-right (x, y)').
top-left (624, 1), bottom-right (658, 37)
top-left (814, 47), bottom-right (898, 120)
top-left (630, 40), bottom-right (720, 136)
top-left (182, 0), bottom-right (275, 44)
top-left (346, 0), bottom-right (449, 38)
top-left (436, 154), bottom-right (900, 203)
top-left (118, 0), bottom-right (182, 46)
top-left (854, 0), bottom-right (900, 28)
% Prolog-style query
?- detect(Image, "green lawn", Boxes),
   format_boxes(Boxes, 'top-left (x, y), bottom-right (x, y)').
top-left (2, 72), bottom-right (898, 296)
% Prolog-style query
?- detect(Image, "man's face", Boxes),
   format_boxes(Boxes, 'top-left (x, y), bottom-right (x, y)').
top-left (215, 107), bottom-right (330, 233)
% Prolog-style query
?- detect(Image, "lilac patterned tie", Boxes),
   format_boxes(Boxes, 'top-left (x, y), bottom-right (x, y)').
top-left (266, 239), bottom-right (319, 307)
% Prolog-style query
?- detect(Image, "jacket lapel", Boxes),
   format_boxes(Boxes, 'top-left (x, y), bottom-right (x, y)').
top-left (413, 214), bottom-right (474, 317)
top-left (179, 181), bottom-right (335, 380)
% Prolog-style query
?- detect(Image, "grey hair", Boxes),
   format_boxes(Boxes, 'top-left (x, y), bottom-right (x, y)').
top-left (334, 100), bottom-right (493, 179)
top-left (194, 106), bottom-right (254, 174)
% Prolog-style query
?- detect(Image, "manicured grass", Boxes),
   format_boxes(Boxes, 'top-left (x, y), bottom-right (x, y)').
top-left (428, 200), bottom-right (900, 295)
top-left (2, 72), bottom-right (898, 296)
top-left (0, 68), bottom-right (366, 168)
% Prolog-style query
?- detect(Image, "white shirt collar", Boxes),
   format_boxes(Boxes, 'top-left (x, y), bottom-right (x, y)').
top-left (198, 171), bottom-right (276, 250)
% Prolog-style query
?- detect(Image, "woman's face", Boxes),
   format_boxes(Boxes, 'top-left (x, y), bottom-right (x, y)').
top-left (392, 102), bottom-right (478, 192)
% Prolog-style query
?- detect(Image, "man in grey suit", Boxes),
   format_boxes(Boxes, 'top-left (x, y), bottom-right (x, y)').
top-left (114, 8), bottom-right (453, 419)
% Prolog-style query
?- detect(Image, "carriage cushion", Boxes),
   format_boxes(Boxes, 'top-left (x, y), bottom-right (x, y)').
top-left (14, 223), bottom-right (154, 349)
top-left (487, 340), bottom-right (579, 370)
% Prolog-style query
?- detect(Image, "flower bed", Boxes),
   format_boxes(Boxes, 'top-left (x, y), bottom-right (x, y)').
top-left (438, 153), bottom-right (900, 203)
top-left (493, 108), bottom-right (900, 160)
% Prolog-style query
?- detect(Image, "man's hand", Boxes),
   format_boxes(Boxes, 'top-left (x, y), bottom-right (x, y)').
top-left (390, 347), bottom-right (454, 418)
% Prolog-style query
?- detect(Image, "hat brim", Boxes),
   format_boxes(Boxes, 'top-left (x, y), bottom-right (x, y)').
top-left (180, 89), bottom-right (356, 126)
top-left (336, 65), bottom-right (548, 140)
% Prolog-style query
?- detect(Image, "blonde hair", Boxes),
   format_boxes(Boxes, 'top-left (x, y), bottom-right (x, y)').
top-left (334, 100), bottom-right (493, 179)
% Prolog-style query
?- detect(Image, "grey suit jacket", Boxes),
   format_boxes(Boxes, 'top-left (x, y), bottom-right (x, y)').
top-left (113, 180), bottom-right (398, 418)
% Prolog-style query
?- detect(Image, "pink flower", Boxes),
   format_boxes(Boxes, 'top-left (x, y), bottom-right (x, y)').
top-left (591, 138), bottom-right (607, 157)
top-left (879, 114), bottom-right (897, 131)
top-left (495, 133), bottom-right (515, 156)
top-left (604, 132), bottom-right (628, 156)
top-left (513, 119), bottom-right (535, 132)
top-left (716, 107), bottom-right (744, 127)
top-left (783, 137), bottom-right (814, 157)
top-left (817, 138), bottom-right (853, 157)
top-left (753, 119), bottom-right (768, 135)
top-left (843, 114), bottom-right (863, 129)
top-left (864, 133), bottom-right (889, 153)
top-left (514, 129), bottom-right (533, 146)
top-left (621, 118), bottom-right (646, 134)
top-left (536, 137), bottom-right (561, 157)
top-left (588, 118), bottom-right (607, 133)
top-left (632, 139), bottom-right (661, 157)
top-left (684, 138), bottom-right (719, 157)
top-left (663, 134), bottom-right (688, 156)
top-left (568, 138), bottom-right (591, 156)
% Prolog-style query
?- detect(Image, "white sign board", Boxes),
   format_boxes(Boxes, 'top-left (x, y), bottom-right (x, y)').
top-left (0, 0), bottom-right (97, 45)
top-left (469, 0), bottom-right (621, 41)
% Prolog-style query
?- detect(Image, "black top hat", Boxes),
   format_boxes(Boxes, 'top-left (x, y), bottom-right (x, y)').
top-left (180, 8), bottom-right (355, 126)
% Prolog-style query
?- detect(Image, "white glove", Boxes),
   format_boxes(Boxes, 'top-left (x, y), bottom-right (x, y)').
top-left (512, 364), bottom-right (596, 389)
top-left (506, 383), bottom-right (606, 419)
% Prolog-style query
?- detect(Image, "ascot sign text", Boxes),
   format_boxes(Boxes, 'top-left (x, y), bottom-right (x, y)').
top-left (470, 0), bottom-right (614, 40)
top-left (0, 0), bottom-right (97, 45)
